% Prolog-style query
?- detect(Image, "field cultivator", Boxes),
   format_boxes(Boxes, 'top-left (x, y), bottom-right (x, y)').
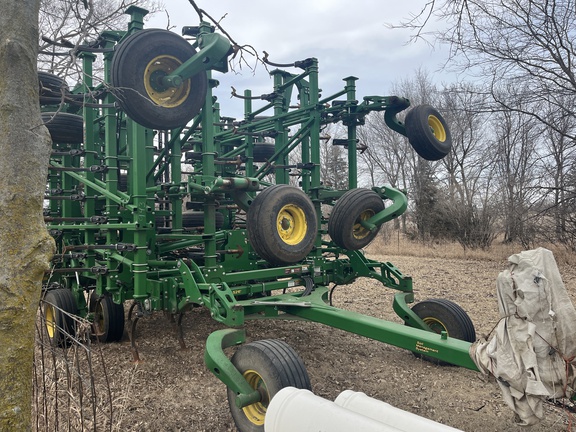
top-left (41, 7), bottom-right (478, 430)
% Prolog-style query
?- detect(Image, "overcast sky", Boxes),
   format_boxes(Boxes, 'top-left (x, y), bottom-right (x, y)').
top-left (147, 1), bottom-right (449, 118)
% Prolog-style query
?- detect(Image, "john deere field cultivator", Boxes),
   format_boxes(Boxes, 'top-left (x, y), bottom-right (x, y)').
top-left (41, 7), bottom-right (478, 430)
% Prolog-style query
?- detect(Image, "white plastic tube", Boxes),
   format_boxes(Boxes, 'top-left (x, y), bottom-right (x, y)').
top-left (265, 387), bottom-right (403, 432)
top-left (334, 390), bottom-right (463, 432)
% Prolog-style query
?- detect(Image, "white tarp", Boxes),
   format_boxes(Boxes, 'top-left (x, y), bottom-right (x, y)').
top-left (470, 247), bottom-right (576, 425)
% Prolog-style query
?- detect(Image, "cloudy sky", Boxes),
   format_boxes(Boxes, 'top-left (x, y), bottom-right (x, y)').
top-left (147, 0), bottom-right (449, 117)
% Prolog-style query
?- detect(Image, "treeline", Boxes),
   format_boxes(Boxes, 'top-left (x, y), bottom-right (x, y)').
top-left (351, 0), bottom-right (576, 251)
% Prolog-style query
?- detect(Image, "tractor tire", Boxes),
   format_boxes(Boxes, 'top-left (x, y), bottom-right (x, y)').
top-left (252, 143), bottom-right (275, 162)
top-left (182, 211), bottom-right (224, 229)
top-left (247, 185), bottom-right (317, 265)
top-left (118, 173), bottom-right (128, 192)
top-left (227, 339), bottom-right (311, 432)
top-left (404, 104), bottom-right (452, 161)
top-left (91, 293), bottom-right (125, 343)
top-left (38, 71), bottom-right (69, 105)
top-left (410, 298), bottom-right (476, 365)
top-left (42, 112), bottom-right (84, 144)
top-left (43, 288), bottom-right (78, 347)
top-left (328, 188), bottom-right (384, 250)
top-left (111, 29), bottom-right (208, 130)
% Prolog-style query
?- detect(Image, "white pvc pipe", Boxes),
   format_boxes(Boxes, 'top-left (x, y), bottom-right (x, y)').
top-left (334, 390), bottom-right (463, 432)
top-left (265, 387), bottom-right (403, 432)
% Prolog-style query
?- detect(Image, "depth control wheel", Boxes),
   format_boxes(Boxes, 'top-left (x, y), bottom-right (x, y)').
top-left (247, 185), bottom-right (317, 265)
top-left (111, 29), bottom-right (208, 130)
top-left (43, 288), bottom-right (78, 347)
top-left (182, 211), bottom-right (224, 229)
top-left (252, 143), bottom-right (275, 162)
top-left (405, 104), bottom-right (452, 161)
top-left (38, 71), bottom-right (69, 105)
top-left (91, 293), bottom-right (125, 342)
top-left (410, 298), bottom-right (476, 365)
top-left (42, 112), bottom-right (84, 144)
top-left (328, 188), bottom-right (384, 250)
top-left (227, 339), bottom-right (311, 432)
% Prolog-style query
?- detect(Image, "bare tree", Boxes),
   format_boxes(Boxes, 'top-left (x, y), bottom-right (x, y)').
top-left (401, 0), bottom-right (576, 247)
top-left (493, 107), bottom-right (542, 246)
top-left (405, 1), bottom-right (576, 125)
top-left (38, 0), bottom-right (161, 81)
top-left (439, 83), bottom-right (498, 248)
top-left (319, 123), bottom-right (349, 190)
top-left (0, 1), bottom-right (55, 429)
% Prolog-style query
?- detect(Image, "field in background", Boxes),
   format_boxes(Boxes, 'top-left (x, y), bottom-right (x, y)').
top-left (368, 227), bottom-right (576, 266)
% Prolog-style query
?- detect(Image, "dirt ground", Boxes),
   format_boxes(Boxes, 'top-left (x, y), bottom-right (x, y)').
top-left (92, 252), bottom-right (576, 432)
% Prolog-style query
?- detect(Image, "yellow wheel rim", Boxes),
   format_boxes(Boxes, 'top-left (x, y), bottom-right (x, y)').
top-left (242, 370), bottom-right (269, 426)
top-left (428, 115), bottom-right (447, 142)
top-left (277, 204), bottom-right (307, 245)
top-left (423, 317), bottom-right (449, 336)
top-left (143, 55), bottom-right (190, 108)
top-left (45, 304), bottom-right (56, 339)
top-left (352, 209), bottom-right (375, 240)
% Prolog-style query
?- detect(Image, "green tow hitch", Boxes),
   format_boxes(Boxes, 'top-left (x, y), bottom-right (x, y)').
top-left (204, 329), bottom-right (261, 409)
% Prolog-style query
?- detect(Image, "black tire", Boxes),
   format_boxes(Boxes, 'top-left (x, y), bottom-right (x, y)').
top-left (118, 173), bottom-right (128, 192)
top-left (247, 185), bottom-right (317, 265)
top-left (38, 71), bottom-right (69, 105)
top-left (182, 210), bottom-right (224, 229)
top-left (43, 288), bottom-right (78, 347)
top-left (404, 105), bottom-right (452, 161)
top-left (252, 143), bottom-right (275, 162)
top-left (227, 339), bottom-right (311, 432)
top-left (328, 188), bottom-right (384, 250)
top-left (41, 112), bottom-right (84, 144)
top-left (92, 294), bottom-right (125, 342)
top-left (410, 298), bottom-right (476, 365)
top-left (111, 29), bottom-right (208, 130)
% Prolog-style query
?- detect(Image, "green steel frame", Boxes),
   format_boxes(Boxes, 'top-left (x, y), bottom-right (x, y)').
top-left (43, 6), bottom-right (478, 410)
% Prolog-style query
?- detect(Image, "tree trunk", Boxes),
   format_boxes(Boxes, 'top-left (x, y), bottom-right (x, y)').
top-left (0, 1), bottom-right (55, 430)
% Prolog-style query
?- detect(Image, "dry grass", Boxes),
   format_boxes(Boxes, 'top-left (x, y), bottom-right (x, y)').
top-left (33, 302), bottom-right (130, 432)
top-left (368, 228), bottom-right (576, 266)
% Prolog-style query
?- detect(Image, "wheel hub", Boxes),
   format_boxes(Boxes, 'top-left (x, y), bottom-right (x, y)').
top-left (242, 370), bottom-right (268, 426)
top-left (144, 55), bottom-right (191, 108)
top-left (353, 209), bottom-right (375, 240)
top-left (423, 316), bottom-right (449, 336)
top-left (45, 304), bottom-right (56, 338)
top-left (277, 204), bottom-right (307, 245)
top-left (427, 114), bottom-right (447, 142)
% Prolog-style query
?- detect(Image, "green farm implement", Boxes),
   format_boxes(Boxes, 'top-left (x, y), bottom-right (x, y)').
top-left (41, 7), bottom-right (477, 431)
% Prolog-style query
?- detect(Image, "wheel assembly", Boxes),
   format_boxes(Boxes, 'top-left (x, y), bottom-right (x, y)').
top-left (182, 210), bottom-right (225, 229)
top-left (38, 71), bottom-right (69, 105)
top-left (91, 293), bottom-right (125, 343)
top-left (404, 104), bottom-right (452, 161)
top-left (252, 143), bottom-right (275, 162)
top-left (41, 112), bottom-right (84, 144)
top-left (111, 29), bottom-right (208, 130)
top-left (247, 185), bottom-right (317, 265)
top-left (410, 298), bottom-right (476, 364)
top-left (328, 188), bottom-right (384, 250)
top-left (43, 288), bottom-right (78, 347)
top-left (227, 339), bottom-right (311, 432)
